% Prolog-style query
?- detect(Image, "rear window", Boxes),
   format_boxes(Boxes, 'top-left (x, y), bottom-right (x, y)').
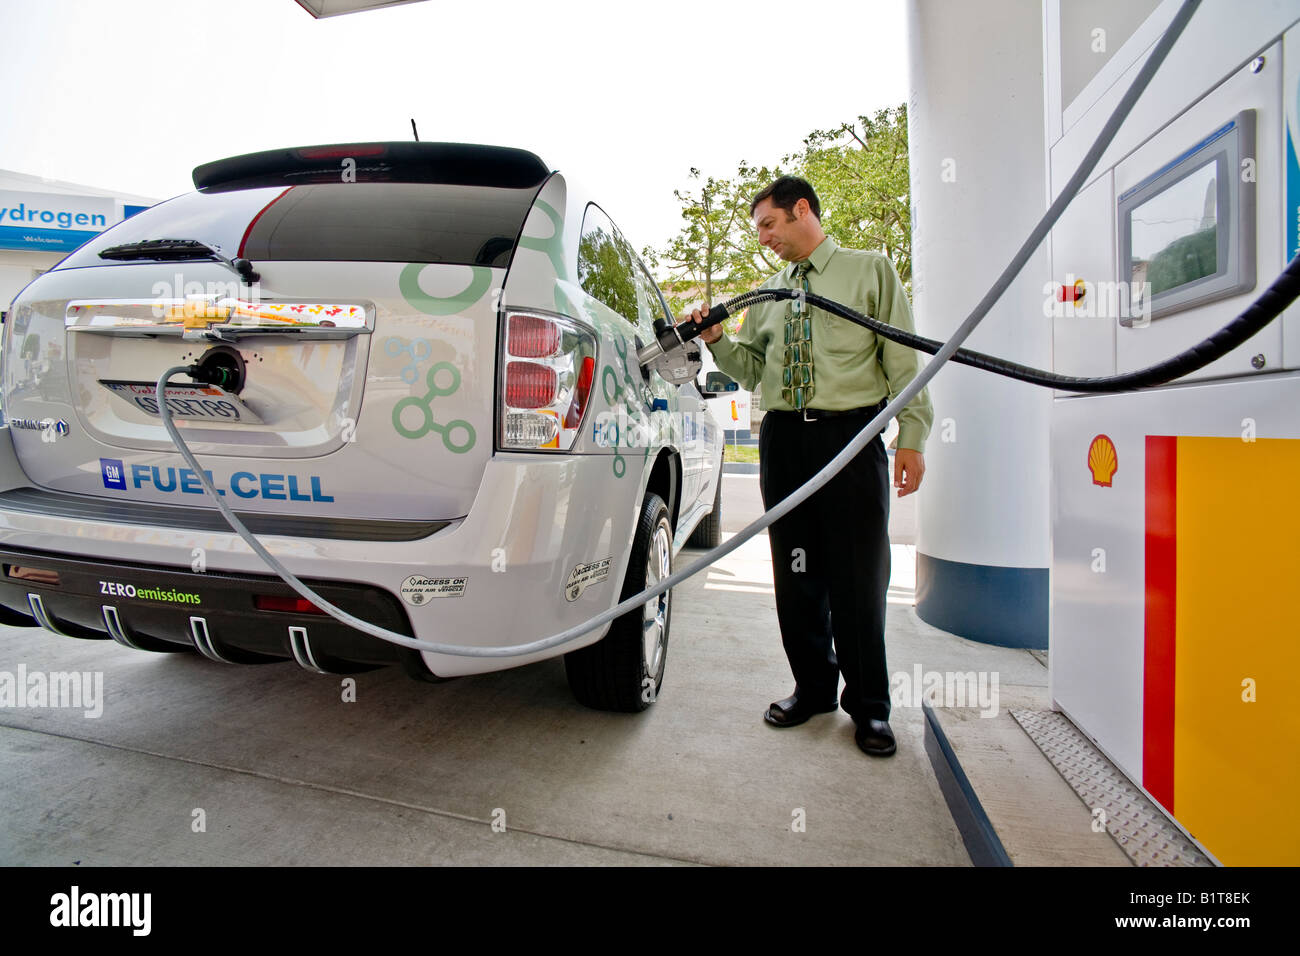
top-left (55, 182), bottom-right (540, 270)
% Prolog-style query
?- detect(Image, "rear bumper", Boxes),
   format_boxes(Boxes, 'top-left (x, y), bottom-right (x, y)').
top-left (0, 452), bottom-right (643, 677)
top-left (0, 545), bottom-right (418, 674)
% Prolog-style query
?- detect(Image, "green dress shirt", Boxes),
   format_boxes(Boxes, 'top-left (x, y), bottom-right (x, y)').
top-left (707, 236), bottom-right (934, 453)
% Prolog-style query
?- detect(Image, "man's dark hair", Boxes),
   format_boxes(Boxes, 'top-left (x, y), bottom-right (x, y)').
top-left (750, 175), bottom-right (821, 220)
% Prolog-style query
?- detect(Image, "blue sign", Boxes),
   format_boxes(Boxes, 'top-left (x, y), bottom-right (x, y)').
top-left (0, 190), bottom-right (117, 252)
top-left (0, 225), bottom-right (100, 252)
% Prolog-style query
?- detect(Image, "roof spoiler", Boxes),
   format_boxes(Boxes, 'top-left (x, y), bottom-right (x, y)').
top-left (193, 142), bottom-right (551, 191)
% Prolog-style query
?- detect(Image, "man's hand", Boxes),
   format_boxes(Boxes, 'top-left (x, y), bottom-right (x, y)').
top-left (686, 305), bottom-right (723, 345)
top-left (894, 448), bottom-right (925, 497)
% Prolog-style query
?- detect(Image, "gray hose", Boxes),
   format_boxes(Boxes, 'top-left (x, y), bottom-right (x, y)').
top-left (156, 0), bottom-right (1201, 658)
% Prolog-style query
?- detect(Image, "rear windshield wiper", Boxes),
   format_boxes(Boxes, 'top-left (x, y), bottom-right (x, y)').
top-left (98, 238), bottom-right (260, 283)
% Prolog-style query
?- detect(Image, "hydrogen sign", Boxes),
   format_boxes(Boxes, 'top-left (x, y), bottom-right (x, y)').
top-left (0, 190), bottom-right (117, 252)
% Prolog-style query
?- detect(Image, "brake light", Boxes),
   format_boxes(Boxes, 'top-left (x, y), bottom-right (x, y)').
top-left (506, 361), bottom-right (557, 408)
top-left (508, 314), bottom-right (561, 357)
top-left (296, 145), bottom-right (387, 159)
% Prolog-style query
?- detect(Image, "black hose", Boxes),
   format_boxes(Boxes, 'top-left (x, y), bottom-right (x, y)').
top-left (699, 253), bottom-right (1299, 393)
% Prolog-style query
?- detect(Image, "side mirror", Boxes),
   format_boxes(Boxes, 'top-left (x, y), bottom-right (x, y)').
top-left (699, 370), bottom-right (738, 398)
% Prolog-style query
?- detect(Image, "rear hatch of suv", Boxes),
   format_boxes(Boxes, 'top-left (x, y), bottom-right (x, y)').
top-left (2, 143), bottom-right (550, 526)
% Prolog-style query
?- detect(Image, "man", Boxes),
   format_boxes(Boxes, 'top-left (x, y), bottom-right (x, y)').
top-left (688, 176), bottom-right (932, 757)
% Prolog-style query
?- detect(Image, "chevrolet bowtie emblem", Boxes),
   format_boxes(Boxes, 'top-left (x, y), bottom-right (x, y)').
top-left (162, 300), bottom-right (233, 329)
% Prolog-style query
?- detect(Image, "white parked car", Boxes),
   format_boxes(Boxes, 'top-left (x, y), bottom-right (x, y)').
top-left (0, 142), bottom-right (725, 711)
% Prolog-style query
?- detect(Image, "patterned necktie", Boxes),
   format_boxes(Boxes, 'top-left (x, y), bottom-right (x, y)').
top-left (781, 261), bottom-right (814, 409)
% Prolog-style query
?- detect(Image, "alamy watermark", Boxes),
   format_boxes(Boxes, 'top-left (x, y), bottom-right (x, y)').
top-left (148, 273), bottom-right (263, 318)
top-left (1043, 276), bottom-right (1151, 327)
top-left (592, 408), bottom-right (711, 449)
top-left (891, 664), bottom-right (999, 717)
top-left (50, 886), bottom-right (150, 936)
top-left (0, 666), bottom-right (103, 718)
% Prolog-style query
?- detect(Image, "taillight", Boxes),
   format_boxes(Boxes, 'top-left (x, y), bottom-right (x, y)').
top-left (499, 311), bottom-right (598, 451)
top-left (505, 361), bottom-right (557, 408)
top-left (565, 356), bottom-right (595, 428)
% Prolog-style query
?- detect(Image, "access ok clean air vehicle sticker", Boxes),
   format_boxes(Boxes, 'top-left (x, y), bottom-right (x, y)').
top-left (400, 575), bottom-right (468, 605)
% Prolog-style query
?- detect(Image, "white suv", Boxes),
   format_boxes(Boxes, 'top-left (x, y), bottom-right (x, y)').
top-left (0, 142), bottom-right (724, 711)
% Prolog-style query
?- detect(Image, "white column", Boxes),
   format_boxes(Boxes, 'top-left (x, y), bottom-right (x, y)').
top-left (905, 0), bottom-right (1052, 646)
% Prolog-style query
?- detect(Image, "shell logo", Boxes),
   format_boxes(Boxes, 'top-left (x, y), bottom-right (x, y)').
top-left (1088, 434), bottom-right (1118, 487)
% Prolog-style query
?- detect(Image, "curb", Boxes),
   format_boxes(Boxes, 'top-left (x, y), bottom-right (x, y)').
top-left (922, 699), bottom-right (1013, 867)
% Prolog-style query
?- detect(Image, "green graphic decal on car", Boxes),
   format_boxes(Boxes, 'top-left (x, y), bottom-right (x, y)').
top-left (600, 363), bottom-right (628, 478)
top-left (616, 334), bottom-right (656, 463)
top-left (517, 200), bottom-right (567, 279)
top-left (393, 362), bottom-right (476, 453)
top-left (598, 331), bottom-right (658, 478)
top-left (553, 283), bottom-right (586, 322)
top-left (399, 264), bottom-right (493, 316)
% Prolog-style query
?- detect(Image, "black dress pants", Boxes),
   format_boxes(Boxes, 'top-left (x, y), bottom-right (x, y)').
top-left (758, 403), bottom-right (892, 723)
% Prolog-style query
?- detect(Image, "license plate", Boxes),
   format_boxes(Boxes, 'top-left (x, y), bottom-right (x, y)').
top-left (99, 380), bottom-right (263, 423)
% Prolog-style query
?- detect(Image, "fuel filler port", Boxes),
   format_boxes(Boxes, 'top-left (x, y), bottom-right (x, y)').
top-left (190, 345), bottom-right (248, 394)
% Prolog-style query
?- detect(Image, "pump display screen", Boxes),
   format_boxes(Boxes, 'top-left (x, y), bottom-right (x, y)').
top-left (1129, 159), bottom-right (1219, 296)
top-left (1116, 110), bottom-right (1255, 323)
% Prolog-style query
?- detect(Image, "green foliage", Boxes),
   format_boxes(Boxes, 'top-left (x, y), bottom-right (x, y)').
top-left (653, 104), bottom-right (911, 309)
top-left (723, 159), bottom-right (787, 292)
top-left (723, 443), bottom-right (761, 464)
top-left (794, 106), bottom-right (911, 283)
top-left (653, 169), bottom-right (744, 315)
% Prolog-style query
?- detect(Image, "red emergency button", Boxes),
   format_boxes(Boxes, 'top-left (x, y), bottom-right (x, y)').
top-left (1057, 279), bottom-right (1087, 302)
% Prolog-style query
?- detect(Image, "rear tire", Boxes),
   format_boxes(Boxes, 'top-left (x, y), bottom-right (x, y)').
top-left (564, 492), bottom-right (672, 712)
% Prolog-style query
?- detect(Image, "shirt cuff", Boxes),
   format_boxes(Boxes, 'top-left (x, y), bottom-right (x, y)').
top-left (897, 422), bottom-right (928, 454)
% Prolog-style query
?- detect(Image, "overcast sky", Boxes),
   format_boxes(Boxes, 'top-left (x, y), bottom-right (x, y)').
top-left (0, 0), bottom-right (909, 255)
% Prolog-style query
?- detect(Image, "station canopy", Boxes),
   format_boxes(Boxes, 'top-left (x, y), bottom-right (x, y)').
top-left (293, 0), bottom-right (430, 17)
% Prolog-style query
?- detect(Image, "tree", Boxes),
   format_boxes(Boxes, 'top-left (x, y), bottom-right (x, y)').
top-left (721, 159), bottom-right (786, 290)
top-left (791, 105), bottom-right (911, 284)
top-left (653, 104), bottom-right (912, 302)
top-left (652, 168), bottom-right (743, 315)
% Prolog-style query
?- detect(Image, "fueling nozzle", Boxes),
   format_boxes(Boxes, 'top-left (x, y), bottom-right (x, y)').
top-left (635, 289), bottom-right (803, 384)
top-left (186, 345), bottom-right (247, 393)
top-left (636, 303), bottom-right (734, 369)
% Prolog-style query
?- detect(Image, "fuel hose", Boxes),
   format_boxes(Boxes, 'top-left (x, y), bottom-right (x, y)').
top-left (667, 253), bottom-right (1300, 394)
top-left (158, 0), bottom-right (1215, 659)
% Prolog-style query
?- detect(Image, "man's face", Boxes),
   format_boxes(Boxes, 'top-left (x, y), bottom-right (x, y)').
top-left (752, 197), bottom-right (805, 262)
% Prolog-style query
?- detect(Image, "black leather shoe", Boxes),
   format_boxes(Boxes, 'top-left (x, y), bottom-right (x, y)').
top-left (855, 719), bottom-right (896, 757)
top-left (764, 693), bottom-right (838, 728)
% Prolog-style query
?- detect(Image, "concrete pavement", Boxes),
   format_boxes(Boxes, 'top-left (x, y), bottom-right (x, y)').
top-left (0, 475), bottom-right (1122, 865)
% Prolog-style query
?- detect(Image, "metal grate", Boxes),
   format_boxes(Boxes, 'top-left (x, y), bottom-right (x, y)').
top-left (1011, 710), bottom-right (1213, 867)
